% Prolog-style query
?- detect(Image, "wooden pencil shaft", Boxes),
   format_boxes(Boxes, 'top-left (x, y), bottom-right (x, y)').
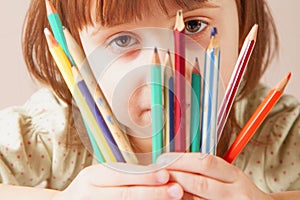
top-left (174, 29), bottom-right (186, 152)
top-left (82, 118), bottom-right (105, 163)
top-left (217, 40), bottom-right (255, 140)
top-left (168, 77), bottom-right (175, 152)
top-left (224, 73), bottom-right (290, 163)
top-left (151, 64), bottom-right (163, 163)
top-left (190, 72), bottom-right (201, 152)
top-left (46, 1), bottom-right (74, 64)
top-left (224, 90), bottom-right (281, 163)
top-left (201, 38), bottom-right (220, 155)
top-left (217, 25), bottom-right (258, 141)
top-left (76, 77), bottom-right (125, 162)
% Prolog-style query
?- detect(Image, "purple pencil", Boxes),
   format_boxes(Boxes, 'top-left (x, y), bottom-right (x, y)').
top-left (72, 66), bottom-right (125, 162)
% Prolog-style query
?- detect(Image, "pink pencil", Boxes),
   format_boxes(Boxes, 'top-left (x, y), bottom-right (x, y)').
top-left (174, 10), bottom-right (186, 152)
top-left (217, 24), bottom-right (258, 141)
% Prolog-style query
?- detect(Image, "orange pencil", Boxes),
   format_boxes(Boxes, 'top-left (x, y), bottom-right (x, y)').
top-left (223, 72), bottom-right (291, 163)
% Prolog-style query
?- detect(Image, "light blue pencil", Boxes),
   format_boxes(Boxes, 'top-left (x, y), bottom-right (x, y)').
top-left (201, 28), bottom-right (220, 155)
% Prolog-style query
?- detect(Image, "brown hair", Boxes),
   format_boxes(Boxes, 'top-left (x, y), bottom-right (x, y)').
top-left (22, 0), bottom-right (278, 156)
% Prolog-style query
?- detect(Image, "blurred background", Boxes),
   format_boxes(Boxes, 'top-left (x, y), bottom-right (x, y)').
top-left (0, 0), bottom-right (299, 109)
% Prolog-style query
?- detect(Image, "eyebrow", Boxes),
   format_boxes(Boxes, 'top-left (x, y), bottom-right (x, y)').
top-left (168, 0), bottom-right (221, 18)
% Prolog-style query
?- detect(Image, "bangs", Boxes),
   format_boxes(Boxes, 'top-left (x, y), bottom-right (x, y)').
top-left (62, 0), bottom-right (208, 30)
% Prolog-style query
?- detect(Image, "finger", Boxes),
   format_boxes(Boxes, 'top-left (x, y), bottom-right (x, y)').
top-left (169, 170), bottom-right (232, 199)
top-left (81, 163), bottom-right (170, 186)
top-left (157, 153), bottom-right (238, 182)
top-left (182, 192), bottom-right (205, 200)
top-left (87, 183), bottom-right (184, 200)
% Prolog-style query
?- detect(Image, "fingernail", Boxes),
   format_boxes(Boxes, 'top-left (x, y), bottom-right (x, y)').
top-left (167, 184), bottom-right (182, 199)
top-left (155, 170), bottom-right (169, 184)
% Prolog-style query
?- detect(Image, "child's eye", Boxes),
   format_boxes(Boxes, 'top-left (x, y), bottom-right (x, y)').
top-left (107, 33), bottom-right (139, 54)
top-left (113, 35), bottom-right (135, 48)
top-left (184, 19), bottom-right (208, 35)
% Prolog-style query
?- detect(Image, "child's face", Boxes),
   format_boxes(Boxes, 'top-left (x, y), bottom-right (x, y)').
top-left (79, 0), bottom-right (239, 146)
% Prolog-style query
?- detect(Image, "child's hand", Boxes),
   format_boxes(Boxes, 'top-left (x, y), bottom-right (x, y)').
top-left (53, 163), bottom-right (183, 200)
top-left (157, 153), bottom-right (273, 200)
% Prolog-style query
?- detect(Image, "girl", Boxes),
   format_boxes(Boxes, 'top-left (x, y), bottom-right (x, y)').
top-left (0, 0), bottom-right (299, 199)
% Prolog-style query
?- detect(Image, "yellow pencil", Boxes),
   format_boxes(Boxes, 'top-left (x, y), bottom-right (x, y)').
top-left (44, 28), bottom-right (117, 163)
top-left (63, 28), bottom-right (138, 164)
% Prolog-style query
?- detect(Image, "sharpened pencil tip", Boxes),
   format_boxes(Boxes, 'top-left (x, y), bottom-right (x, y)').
top-left (247, 24), bottom-right (259, 42)
top-left (287, 72), bottom-right (292, 80)
top-left (44, 28), bottom-right (51, 35)
top-left (178, 10), bottom-right (182, 16)
top-left (211, 27), bottom-right (218, 36)
top-left (192, 57), bottom-right (200, 75)
top-left (152, 47), bottom-right (161, 65)
top-left (174, 10), bottom-right (185, 31)
top-left (44, 28), bottom-right (59, 47)
top-left (45, 0), bottom-right (56, 14)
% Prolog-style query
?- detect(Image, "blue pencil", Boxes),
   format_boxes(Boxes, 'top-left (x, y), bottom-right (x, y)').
top-left (169, 77), bottom-right (175, 152)
top-left (163, 50), bottom-right (175, 152)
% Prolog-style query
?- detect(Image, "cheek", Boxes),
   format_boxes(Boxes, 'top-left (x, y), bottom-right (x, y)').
top-left (218, 0), bottom-right (240, 88)
top-left (98, 52), bottom-right (153, 136)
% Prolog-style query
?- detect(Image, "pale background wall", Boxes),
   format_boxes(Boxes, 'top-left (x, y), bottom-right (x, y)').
top-left (0, 0), bottom-right (299, 109)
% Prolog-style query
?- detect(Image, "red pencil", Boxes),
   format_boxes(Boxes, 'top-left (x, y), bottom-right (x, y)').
top-left (217, 24), bottom-right (258, 141)
top-left (174, 10), bottom-right (186, 152)
top-left (223, 72), bottom-right (291, 163)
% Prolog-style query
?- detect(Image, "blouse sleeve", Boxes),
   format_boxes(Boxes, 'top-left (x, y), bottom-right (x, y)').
top-left (233, 85), bottom-right (300, 193)
top-left (0, 88), bottom-right (93, 190)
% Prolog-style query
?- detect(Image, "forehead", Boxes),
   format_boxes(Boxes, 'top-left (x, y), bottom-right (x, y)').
top-left (89, 0), bottom-right (220, 27)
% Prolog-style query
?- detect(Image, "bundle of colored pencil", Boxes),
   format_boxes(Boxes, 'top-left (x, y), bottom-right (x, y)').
top-left (44, 0), bottom-right (138, 164)
top-left (150, 10), bottom-right (222, 162)
top-left (150, 9), bottom-right (291, 164)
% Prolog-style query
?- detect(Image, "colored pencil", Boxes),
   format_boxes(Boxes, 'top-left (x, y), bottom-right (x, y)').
top-left (44, 28), bottom-right (116, 162)
top-left (190, 58), bottom-right (202, 152)
top-left (163, 50), bottom-right (174, 152)
top-left (63, 28), bottom-right (138, 164)
top-left (45, 0), bottom-right (74, 64)
top-left (45, 1), bottom-right (105, 163)
top-left (174, 10), bottom-right (186, 152)
top-left (217, 24), bottom-right (258, 141)
top-left (72, 66), bottom-right (125, 162)
top-left (82, 119), bottom-right (105, 163)
top-left (201, 28), bottom-right (220, 155)
top-left (223, 72), bottom-right (291, 163)
top-left (151, 47), bottom-right (163, 163)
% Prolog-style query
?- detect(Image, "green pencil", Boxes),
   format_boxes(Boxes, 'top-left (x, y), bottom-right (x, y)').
top-left (151, 47), bottom-right (163, 163)
top-left (45, 0), bottom-right (74, 64)
top-left (82, 119), bottom-right (105, 163)
top-left (190, 58), bottom-right (202, 152)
